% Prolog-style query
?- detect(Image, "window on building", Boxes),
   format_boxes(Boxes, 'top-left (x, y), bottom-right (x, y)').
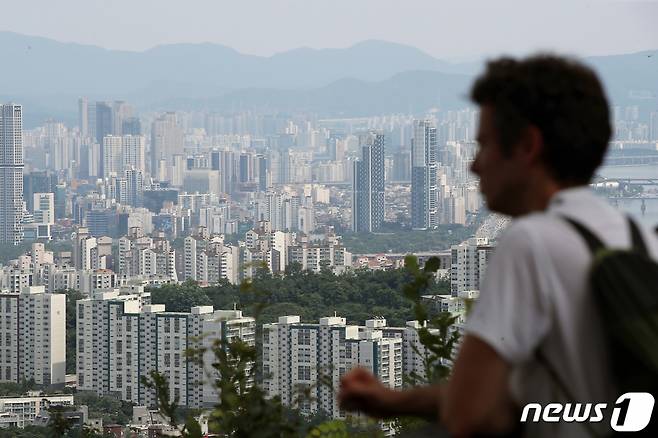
top-left (298, 365), bottom-right (311, 381)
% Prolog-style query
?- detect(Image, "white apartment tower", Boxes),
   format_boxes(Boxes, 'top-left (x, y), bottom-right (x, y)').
top-left (122, 135), bottom-right (146, 174)
top-left (77, 291), bottom-right (255, 408)
top-left (102, 135), bottom-right (123, 178)
top-left (262, 316), bottom-right (402, 421)
top-left (0, 286), bottom-right (66, 386)
top-left (450, 237), bottom-right (494, 295)
top-left (0, 103), bottom-right (24, 244)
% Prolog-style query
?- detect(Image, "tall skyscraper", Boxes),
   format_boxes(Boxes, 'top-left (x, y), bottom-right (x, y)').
top-left (121, 135), bottom-right (146, 174)
top-left (95, 102), bottom-right (114, 145)
top-left (256, 154), bottom-right (268, 191)
top-left (0, 103), bottom-right (24, 244)
top-left (78, 97), bottom-right (89, 138)
top-left (411, 120), bottom-right (439, 230)
top-left (151, 112), bottom-right (183, 178)
top-left (352, 131), bottom-right (385, 232)
top-left (96, 102), bottom-right (114, 177)
top-left (87, 101), bottom-right (97, 142)
top-left (102, 136), bottom-right (123, 178)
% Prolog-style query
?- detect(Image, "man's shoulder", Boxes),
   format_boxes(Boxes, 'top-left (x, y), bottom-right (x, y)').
top-left (496, 213), bottom-right (565, 250)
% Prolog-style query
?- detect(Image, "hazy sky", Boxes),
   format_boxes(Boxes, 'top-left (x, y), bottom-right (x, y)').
top-left (2, 0), bottom-right (657, 59)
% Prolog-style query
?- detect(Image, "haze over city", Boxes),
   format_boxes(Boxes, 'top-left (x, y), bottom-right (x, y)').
top-left (0, 1), bottom-right (657, 436)
top-left (2, 0), bottom-right (657, 57)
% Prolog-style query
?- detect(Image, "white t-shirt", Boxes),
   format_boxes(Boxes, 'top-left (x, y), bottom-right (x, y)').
top-left (465, 187), bottom-right (658, 437)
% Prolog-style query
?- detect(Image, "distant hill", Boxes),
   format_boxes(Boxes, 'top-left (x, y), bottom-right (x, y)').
top-left (159, 70), bottom-right (473, 117)
top-left (0, 32), bottom-right (472, 96)
top-left (0, 31), bottom-right (656, 126)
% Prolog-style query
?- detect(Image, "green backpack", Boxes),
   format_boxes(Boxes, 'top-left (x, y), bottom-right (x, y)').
top-left (558, 216), bottom-right (658, 436)
top-left (564, 216), bottom-right (658, 394)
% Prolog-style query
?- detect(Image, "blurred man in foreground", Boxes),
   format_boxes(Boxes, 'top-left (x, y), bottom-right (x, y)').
top-left (339, 55), bottom-right (658, 437)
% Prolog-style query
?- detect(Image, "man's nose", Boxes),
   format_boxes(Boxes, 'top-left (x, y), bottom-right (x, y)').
top-left (470, 154), bottom-right (480, 176)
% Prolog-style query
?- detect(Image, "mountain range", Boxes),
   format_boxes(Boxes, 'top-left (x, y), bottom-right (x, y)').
top-left (0, 31), bottom-right (656, 127)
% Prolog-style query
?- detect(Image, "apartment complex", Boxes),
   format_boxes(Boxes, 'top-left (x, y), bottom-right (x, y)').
top-left (262, 316), bottom-right (402, 421)
top-left (0, 286), bottom-right (66, 386)
top-left (184, 230), bottom-right (240, 285)
top-left (77, 290), bottom-right (255, 408)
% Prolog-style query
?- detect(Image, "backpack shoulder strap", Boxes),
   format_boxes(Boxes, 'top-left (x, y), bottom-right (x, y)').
top-left (627, 217), bottom-right (649, 257)
top-left (561, 217), bottom-right (606, 255)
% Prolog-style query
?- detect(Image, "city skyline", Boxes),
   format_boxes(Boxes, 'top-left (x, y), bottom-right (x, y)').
top-left (0, 3), bottom-right (656, 431)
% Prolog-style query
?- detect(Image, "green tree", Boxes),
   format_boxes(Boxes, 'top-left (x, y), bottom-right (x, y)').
top-left (74, 392), bottom-right (133, 425)
top-left (0, 379), bottom-right (36, 397)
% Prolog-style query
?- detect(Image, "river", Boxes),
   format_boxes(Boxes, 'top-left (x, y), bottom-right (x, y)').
top-left (598, 164), bottom-right (658, 228)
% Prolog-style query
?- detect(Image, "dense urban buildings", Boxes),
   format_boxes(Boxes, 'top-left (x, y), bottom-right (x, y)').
top-left (4, 88), bottom-right (644, 436)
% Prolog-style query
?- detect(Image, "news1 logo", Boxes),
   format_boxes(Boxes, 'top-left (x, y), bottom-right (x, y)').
top-left (520, 392), bottom-right (655, 432)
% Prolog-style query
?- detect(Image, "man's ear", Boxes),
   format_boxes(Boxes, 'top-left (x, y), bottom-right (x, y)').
top-left (515, 125), bottom-right (544, 165)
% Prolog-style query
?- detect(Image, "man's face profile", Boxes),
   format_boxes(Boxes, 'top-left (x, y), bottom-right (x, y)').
top-left (471, 105), bottom-right (529, 216)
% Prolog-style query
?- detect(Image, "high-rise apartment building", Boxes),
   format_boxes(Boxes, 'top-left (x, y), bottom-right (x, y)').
top-left (78, 97), bottom-right (89, 138)
top-left (77, 290), bottom-right (255, 408)
top-left (450, 237), bottom-right (494, 295)
top-left (115, 168), bottom-right (144, 208)
top-left (151, 113), bottom-right (183, 178)
top-left (0, 286), bottom-right (66, 386)
top-left (262, 316), bottom-right (402, 431)
top-left (102, 135), bottom-right (122, 178)
top-left (0, 103), bottom-right (24, 244)
top-left (352, 131), bottom-right (385, 232)
top-left (411, 120), bottom-right (439, 230)
top-left (103, 135), bottom-right (146, 179)
top-left (95, 102), bottom-right (114, 179)
top-left (122, 135), bottom-right (146, 174)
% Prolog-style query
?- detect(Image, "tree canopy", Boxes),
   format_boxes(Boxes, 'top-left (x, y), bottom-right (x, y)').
top-left (149, 266), bottom-right (449, 326)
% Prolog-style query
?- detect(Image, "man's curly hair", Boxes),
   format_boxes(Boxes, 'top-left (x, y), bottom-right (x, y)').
top-left (471, 54), bottom-right (611, 184)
